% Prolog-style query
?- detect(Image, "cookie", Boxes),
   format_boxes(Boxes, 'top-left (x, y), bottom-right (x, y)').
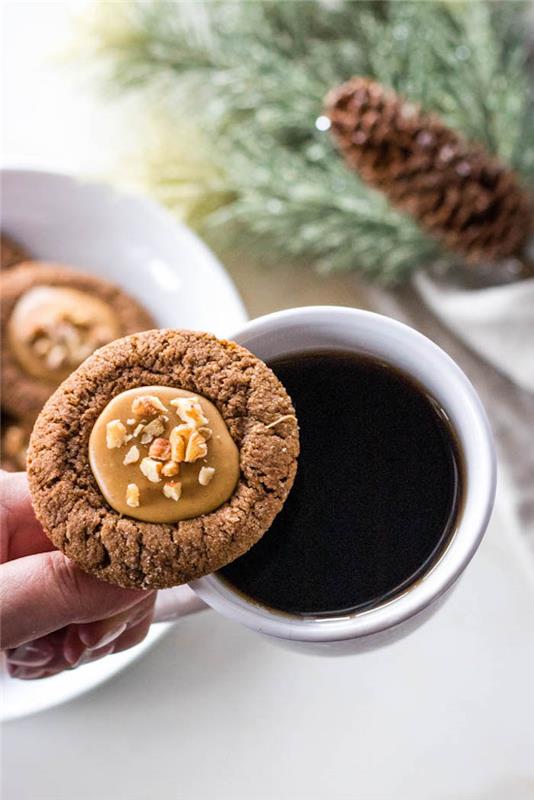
top-left (27, 329), bottom-right (300, 589)
top-left (1, 232), bottom-right (31, 270)
top-left (1, 412), bottom-right (33, 472)
top-left (1, 262), bottom-right (155, 421)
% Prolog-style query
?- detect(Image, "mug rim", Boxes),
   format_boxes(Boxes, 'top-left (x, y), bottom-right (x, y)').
top-left (191, 306), bottom-right (496, 642)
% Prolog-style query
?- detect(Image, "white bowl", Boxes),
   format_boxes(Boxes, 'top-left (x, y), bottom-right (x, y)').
top-left (1, 168), bottom-right (247, 721)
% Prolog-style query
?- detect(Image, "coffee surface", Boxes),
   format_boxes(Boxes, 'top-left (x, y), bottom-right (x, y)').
top-left (220, 351), bottom-right (461, 615)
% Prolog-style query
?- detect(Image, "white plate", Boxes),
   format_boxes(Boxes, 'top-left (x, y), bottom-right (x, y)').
top-left (0, 167), bottom-right (247, 722)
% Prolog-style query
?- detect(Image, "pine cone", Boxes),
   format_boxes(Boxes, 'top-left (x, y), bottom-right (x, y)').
top-left (325, 77), bottom-right (532, 264)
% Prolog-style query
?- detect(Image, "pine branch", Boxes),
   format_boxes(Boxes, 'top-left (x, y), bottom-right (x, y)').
top-left (78, 0), bottom-right (533, 284)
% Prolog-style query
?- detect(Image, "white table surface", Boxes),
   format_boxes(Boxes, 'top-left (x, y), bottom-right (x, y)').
top-left (2, 5), bottom-right (534, 800)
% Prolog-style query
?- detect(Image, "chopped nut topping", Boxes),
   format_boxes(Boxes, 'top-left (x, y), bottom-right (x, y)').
top-left (33, 337), bottom-right (51, 356)
top-left (126, 483), bottom-right (140, 508)
top-left (27, 310), bottom-right (113, 372)
top-left (99, 390), bottom-right (223, 513)
top-left (169, 426), bottom-right (187, 463)
top-left (185, 430), bottom-right (208, 462)
top-left (55, 320), bottom-right (79, 347)
top-left (170, 397), bottom-right (209, 428)
top-left (198, 466), bottom-right (216, 486)
top-left (69, 308), bottom-right (90, 326)
top-left (143, 417), bottom-right (165, 438)
top-left (132, 395), bottom-right (167, 420)
top-left (140, 457), bottom-right (162, 483)
top-left (46, 343), bottom-right (68, 370)
top-left (106, 419), bottom-right (127, 448)
top-left (162, 460), bottom-right (180, 477)
top-left (149, 437), bottom-right (172, 461)
top-left (163, 481), bottom-right (182, 501)
top-left (123, 445), bottom-right (140, 465)
top-left (139, 415), bottom-right (166, 445)
top-left (175, 423), bottom-right (194, 440)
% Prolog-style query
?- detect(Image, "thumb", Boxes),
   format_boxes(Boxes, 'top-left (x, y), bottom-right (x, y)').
top-left (0, 549), bottom-right (151, 649)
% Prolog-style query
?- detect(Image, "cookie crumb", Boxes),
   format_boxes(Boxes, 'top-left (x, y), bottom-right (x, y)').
top-left (265, 414), bottom-right (297, 430)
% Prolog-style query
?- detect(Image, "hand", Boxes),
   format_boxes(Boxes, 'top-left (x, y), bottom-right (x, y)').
top-left (1, 470), bottom-right (156, 680)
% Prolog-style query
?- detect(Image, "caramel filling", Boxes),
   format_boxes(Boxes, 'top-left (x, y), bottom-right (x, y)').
top-left (8, 286), bottom-right (120, 383)
top-left (89, 386), bottom-right (240, 523)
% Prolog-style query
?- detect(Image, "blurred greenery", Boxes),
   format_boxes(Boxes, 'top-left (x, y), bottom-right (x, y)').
top-left (80, 0), bottom-right (534, 283)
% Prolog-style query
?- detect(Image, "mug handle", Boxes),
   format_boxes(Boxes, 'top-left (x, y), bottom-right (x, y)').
top-left (153, 585), bottom-right (208, 623)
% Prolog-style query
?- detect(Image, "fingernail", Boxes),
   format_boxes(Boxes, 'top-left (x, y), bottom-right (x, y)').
top-left (63, 635), bottom-right (85, 667)
top-left (127, 604), bottom-right (154, 628)
top-left (78, 643), bottom-right (116, 666)
top-left (79, 622), bottom-right (127, 651)
top-left (7, 641), bottom-right (54, 667)
top-left (7, 664), bottom-right (46, 680)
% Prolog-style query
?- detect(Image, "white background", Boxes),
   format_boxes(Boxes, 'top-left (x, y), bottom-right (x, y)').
top-left (1, 0), bottom-right (140, 175)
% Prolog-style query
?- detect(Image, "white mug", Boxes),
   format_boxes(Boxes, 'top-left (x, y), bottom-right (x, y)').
top-left (155, 306), bottom-right (496, 654)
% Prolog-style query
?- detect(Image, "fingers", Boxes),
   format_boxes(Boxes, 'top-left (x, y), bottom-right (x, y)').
top-left (6, 638), bottom-right (56, 667)
top-left (76, 594), bottom-right (155, 650)
top-left (62, 594), bottom-right (155, 665)
top-left (0, 549), bottom-right (151, 649)
top-left (6, 630), bottom-right (66, 679)
top-left (5, 594), bottom-right (156, 679)
top-left (0, 471), bottom-right (54, 563)
top-left (1, 472), bottom-right (157, 680)
top-left (108, 607), bottom-right (154, 654)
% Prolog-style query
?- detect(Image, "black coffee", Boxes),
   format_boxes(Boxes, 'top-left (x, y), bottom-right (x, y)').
top-left (220, 351), bottom-right (462, 616)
